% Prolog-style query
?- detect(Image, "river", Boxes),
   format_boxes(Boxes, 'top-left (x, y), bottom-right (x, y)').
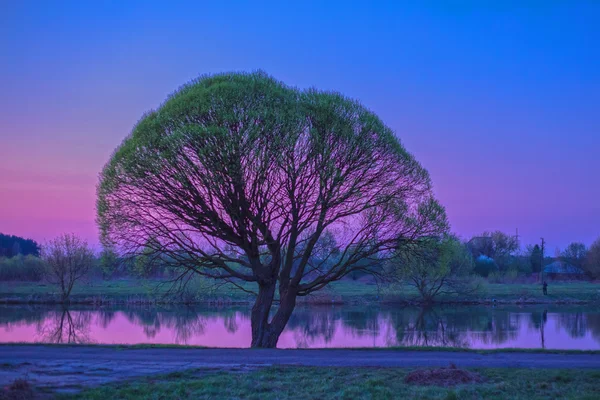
top-left (0, 305), bottom-right (598, 349)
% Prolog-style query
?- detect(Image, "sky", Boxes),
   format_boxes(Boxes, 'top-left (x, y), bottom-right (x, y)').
top-left (1, 1), bottom-right (599, 252)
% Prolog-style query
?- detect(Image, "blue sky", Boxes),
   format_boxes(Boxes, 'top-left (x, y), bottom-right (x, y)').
top-left (1, 1), bottom-right (599, 251)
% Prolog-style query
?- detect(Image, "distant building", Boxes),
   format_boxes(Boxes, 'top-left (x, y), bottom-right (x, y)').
top-left (543, 261), bottom-right (586, 281)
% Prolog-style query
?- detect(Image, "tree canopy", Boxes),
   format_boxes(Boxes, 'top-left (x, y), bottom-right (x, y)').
top-left (561, 242), bottom-right (587, 269)
top-left (391, 235), bottom-right (476, 303)
top-left (97, 71), bottom-right (448, 347)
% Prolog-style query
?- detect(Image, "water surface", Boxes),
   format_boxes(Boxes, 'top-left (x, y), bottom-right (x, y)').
top-left (1, 305), bottom-right (598, 349)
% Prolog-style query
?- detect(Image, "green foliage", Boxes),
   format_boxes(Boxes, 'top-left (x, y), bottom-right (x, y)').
top-left (134, 239), bottom-right (167, 278)
top-left (507, 256), bottom-right (532, 276)
top-left (99, 247), bottom-right (119, 279)
top-left (584, 238), bottom-right (600, 279)
top-left (0, 255), bottom-right (46, 281)
top-left (473, 256), bottom-right (497, 277)
top-left (561, 242), bottom-right (587, 269)
top-left (488, 268), bottom-right (519, 284)
top-left (391, 235), bottom-right (477, 303)
top-left (528, 244), bottom-right (543, 273)
top-left (96, 70), bottom-right (448, 346)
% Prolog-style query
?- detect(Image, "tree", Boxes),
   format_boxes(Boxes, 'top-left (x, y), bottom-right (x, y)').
top-left (0, 233), bottom-right (40, 257)
top-left (97, 71), bottom-right (448, 348)
top-left (469, 231), bottom-right (519, 271)
top-left (42, 234), bottom-right (94, 302)
top-left (528, 244), bottom-right (543, 273)
top-left (99, 246), bottom-right (120, 279)
top-left (561, 242), bottom-right (587, 269)
top-left (584, 238), bottom-right (600, 279)
top-left (392, 235), bottom-right (476, 303)
top-left (473, 255), bottom-right (497, 277)
top-left (134, 238), bottom-right (166, 278)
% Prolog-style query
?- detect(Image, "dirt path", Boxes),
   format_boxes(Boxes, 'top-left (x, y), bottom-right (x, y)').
top-left (1, 345), bottom-right (599, 392)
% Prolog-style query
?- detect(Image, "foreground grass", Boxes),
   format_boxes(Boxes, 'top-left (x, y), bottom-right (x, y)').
top-left (1, 279), bottom-right (599, 304)
top-left (62, 366), bottom-right (600, 400)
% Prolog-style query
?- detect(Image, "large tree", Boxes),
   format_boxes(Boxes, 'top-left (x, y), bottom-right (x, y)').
top-left (97, 72), bottom-right (447, 347)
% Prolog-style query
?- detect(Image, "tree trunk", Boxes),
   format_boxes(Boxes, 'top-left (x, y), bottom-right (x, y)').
top-left (250, 283), bottom-right (297, 348)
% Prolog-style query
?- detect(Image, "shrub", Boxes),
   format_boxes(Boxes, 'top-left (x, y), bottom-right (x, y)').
top-left (488, 268), bottom-right (519, 284)
top-left (473, 255), bottom-right (497, 277)
top-left (0, 255), bottom-right (46, 281)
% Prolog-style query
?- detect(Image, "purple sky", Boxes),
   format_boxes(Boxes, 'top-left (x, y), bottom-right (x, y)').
top-left (1, 1), bottom-right (599, 251)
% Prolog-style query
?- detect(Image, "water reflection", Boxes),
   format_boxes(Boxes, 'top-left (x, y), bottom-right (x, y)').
top-left (0, 305), bottom-right (598, 350)
top-left (36, 308), bottom-right (92, 344)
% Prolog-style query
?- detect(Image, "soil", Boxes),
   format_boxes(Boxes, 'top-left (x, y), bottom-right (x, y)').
top-left (404, 364), bottom-right (484, 387)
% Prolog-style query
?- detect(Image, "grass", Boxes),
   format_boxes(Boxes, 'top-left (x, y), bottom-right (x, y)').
top-left (3, 342), bottom-right (600, 355)
top-left (1, 279), bottom-right (599, 305)
top-left (59, 366), bottom-right (600, 400)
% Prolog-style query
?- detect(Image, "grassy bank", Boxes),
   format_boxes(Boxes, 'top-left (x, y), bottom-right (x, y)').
top-left (57, 366), bottom-right (600, 400)
top-left (1, 279), bottom-right (598, 305)
top-left (3, 342), bottom-right (600, 355)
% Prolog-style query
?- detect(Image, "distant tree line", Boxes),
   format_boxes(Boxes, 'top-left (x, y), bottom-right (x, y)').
top-left (1, 230), bottom-right (600, 305)
top-left (0, 233), bottom-right (40, 257)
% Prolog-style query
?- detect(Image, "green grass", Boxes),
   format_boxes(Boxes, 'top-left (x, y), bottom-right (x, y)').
top-left (60, 366), bottom-right (600, 400)
top-left (3, 342), bottom-right (599, 355)
top-left (1, 279), bottom-right (599, 305)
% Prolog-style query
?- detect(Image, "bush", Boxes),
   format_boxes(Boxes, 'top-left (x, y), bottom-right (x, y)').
top-left (488, 268), bottom-right (520, 284)
top-left (473, 255), bottom-right (497, 277)
top-left (507, 256), bottom-right (532, 276)
top-left (0, 255), bottom-right (46, 281)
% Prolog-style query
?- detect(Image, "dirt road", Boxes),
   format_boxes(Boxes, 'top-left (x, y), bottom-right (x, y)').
top-left (1, 345), bottom-right (599, 392)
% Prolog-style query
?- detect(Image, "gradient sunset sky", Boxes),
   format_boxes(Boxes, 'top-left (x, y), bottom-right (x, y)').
top-left (1, 1), bottom-right (599, 251)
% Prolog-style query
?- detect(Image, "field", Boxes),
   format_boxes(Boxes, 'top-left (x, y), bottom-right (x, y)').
top-left (1, 279), bottom-right (599, 305)
top-left (49, 366), bottom-right (600, 400)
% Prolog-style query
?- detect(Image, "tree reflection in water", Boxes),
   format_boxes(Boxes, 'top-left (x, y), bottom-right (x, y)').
top-left (286, 309), bottom-right (340, 347)
top-left (0, 305), bottom-right (598, 349)
top-left (558, 312), bottom-right (588, 339)
top-left (390, 308), bottom-right (469, 348)
top-left (36, 308), bottom-right (92, 344)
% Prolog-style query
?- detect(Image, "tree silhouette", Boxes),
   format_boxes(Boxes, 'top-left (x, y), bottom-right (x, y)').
top-left (97, 71), bottom-right (447, 347)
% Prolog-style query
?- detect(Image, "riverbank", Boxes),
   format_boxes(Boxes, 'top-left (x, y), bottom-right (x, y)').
top-left (3, 343), bottom-right (600, 354)
top-left (1, 279), bottom-right (598, 305)
top-left (2, 346), bottom-right (600, 398)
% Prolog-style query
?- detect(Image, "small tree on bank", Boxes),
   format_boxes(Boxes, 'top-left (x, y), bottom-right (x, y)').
top-left (97, 71), bottom-right (448, 348)
top-left (392, 235), bottom-right (477, 304)
top-left (42, 234), bottom-right (93, 302)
